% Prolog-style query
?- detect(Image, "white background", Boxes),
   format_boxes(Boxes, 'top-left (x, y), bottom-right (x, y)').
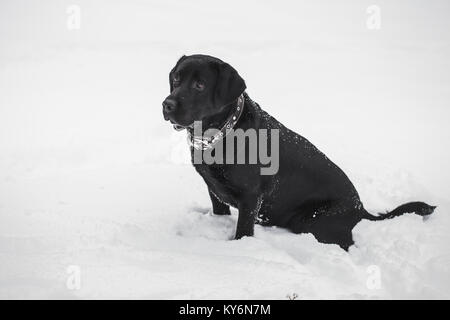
top-left (0, 0), bottom-right (449, 298)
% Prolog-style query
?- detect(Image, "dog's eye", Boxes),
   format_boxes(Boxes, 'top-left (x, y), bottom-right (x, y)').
top-left (194, 81), bottom-right (205, 91)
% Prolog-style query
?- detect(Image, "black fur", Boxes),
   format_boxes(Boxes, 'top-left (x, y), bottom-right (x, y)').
top-left (162, 54), bottom-right (436, 250)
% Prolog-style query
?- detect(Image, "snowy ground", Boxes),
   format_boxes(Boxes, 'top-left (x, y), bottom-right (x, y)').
top-left (1, 0), bottom-right (450, 299)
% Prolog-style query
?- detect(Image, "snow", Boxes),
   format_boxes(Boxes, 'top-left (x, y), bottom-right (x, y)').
top-left (1, 0), bottom-right (450, 299)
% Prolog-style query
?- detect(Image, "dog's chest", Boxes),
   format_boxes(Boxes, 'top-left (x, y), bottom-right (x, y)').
top-left (193, 163), bottom-right (240, 206)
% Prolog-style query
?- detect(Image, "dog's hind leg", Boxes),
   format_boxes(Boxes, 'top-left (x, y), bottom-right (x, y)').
top-left (288, 204), bottom-right (364, 250)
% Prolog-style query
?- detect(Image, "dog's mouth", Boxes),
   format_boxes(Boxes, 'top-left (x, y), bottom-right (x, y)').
top-left (173, 123), bottom-right (185, 131)
top-left (169, 120), bottom-right (193, 131)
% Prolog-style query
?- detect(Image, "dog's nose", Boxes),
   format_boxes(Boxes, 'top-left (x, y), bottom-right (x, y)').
top-left (162, 98), bottom-right (177, 113)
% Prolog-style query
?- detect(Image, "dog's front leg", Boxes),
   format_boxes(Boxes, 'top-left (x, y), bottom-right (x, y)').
top-left (235, 195), bottom-right (263, 239)
top-left (208, 189), bottom-right (230, 215)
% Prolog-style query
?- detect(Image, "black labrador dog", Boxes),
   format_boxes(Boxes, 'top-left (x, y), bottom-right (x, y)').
top-left (162, 54), bottom-right (435, 250)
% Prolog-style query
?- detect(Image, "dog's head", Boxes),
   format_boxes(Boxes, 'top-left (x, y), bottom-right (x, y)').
top-left (162, 55), bottom-right (246, 130)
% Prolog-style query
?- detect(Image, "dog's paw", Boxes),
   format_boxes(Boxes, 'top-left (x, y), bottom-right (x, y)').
top-left (212, 208), bottom-right (231, 216)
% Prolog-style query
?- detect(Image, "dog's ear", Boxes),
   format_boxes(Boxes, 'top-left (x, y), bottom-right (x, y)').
top-left (214, 62), bottom-right (246, 108)
top-left (169, 55), bottom-right (186, 92)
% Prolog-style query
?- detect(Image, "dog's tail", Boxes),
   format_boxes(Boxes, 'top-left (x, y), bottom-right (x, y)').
top-left (362, 201), bottom-right (436, 221)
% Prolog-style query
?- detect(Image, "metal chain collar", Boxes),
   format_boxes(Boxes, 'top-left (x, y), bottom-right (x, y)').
top-left (187, 93), bottom-right (245, 151)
